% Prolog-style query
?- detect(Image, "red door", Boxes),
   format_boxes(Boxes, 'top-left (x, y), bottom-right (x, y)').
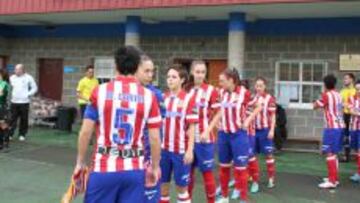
top-left (38, 59), bottom-right (63, 101)
top-left (207, 59), bottom-right (227, 87)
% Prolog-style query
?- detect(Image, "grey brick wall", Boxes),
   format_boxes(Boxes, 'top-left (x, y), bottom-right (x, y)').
top-left (2, 35), bottom-right (360, 140)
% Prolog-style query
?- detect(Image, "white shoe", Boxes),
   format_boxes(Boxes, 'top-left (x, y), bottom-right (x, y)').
top-left (350, 173), bottom-right (360, 182)
top-left (322, 178), bottom-right (339, 186)
top-left (318, 181), bottom-right (336, 189)
top-left (19, 136), bottom-right (25, 142)
top-left (230, 189), bottom-right (240, 200)
top-left (216, 196), bottom-right (229, 203)
top-left (228, 179), bottom-right (235, 188)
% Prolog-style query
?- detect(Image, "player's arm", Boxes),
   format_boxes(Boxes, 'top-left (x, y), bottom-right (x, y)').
top-left (76, 80), bottom-right (87, 101)
top-left (75, 118), bottom-right (95, 170)
top-left (184, 97), bottom-right (199, 164)
top-left (146, 94), bottom-right (162, 182)
top-left (243, 102), bottom-right (262, 130)
top-left (349, 97), bottom-right (360, 116)
top-left (314, 93), bottom-right (327, 109)
top-left (184, 123), bottom-right (196, 165)
top-left (268, 98), bottom-right (277, 140)
top-left (75, 88), bottom-right (99, 172)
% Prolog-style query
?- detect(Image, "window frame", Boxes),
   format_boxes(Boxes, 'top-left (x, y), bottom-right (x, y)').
top-left (275, 60), bottom-right (328, 109)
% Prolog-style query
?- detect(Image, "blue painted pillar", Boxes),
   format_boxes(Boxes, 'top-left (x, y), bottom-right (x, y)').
top-left (125, 16), bottom-right (141, 47)
top-left (228, 12), bottom-right (246, 78)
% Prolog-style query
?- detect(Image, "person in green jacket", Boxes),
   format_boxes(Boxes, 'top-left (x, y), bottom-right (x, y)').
top-left (0, 69), bottom-right (10, 150)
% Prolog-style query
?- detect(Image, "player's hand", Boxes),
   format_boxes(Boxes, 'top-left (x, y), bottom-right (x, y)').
top-left (183, 150), bottom-right (194, 165)
top-left (145, 165), bottom-right (161, 187)
top-left (73, 163), bottom-right (85, 176)
top-left (268, 130), bottom-right (274, 140)
top-left (200, 130), bottom-right (209, 143)
top-left (242, 120), bottom-right (250, 130)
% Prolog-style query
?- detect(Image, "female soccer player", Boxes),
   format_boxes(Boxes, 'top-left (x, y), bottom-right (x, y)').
top-left (249, 77), bottom-right (277, 190)
top-left (314, 74), bottom-right (344, 189)
top-left (160, 64), bottom-right (198, 203)
top-left (185, 60), bottom-right (218, 203)
top-left (347, 80), bottom-right (360, 183)
top-left (210, 69), bottom-right (260, 203)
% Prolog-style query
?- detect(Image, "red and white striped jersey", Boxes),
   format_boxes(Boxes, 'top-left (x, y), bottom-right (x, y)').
top-left (314, 90), bottom-right (345, 129)
top-left (162, 90), bottom-right (199, 154)
top-left (89, 76), bottom-right (162, 173)
top-left (246, 95), bottom-right (258, 136)
top-left (252, 93), bottom-right (277, 130)
top-left (214, 86), bottom-right (251, 134)
top-left (348, 95), bottom-right (360, 131)
top-left (189, 83), bottom-right (219, 143)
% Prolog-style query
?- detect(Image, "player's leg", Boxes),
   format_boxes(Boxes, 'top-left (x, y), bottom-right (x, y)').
top-left (196, 143), bottom-right (216, 203)
top-left (248, 135), bottom-right (260, 193)
top-left (319, 129), bottom-right (340, 188)
top-left (216, 131), bottom-right (232, 203)
top-left (118, 170), bottom-right (146, 203)
top-left (188, 152), bottom-right (197, 198)
top-left (173, 152), bottom-right (191, 203)
top-left (258, 129), bottom-right (276, 188)
top-left (160, 150), bottom-right (173, 203)
top-left (350, 130), bottom-right (360, 182)
top-left (230, 130), bottom-right (249, 202)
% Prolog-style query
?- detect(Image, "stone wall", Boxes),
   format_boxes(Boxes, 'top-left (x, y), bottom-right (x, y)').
top-left (2, 35), bottom-right (360, 139)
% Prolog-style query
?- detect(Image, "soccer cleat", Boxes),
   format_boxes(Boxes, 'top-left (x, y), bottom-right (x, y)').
top-left (215, 196), bottom-right (229, 203)
top-left (230, 189), bottom-right (240, 200)
top-left (250, 182), bottom-right (259, 193)
top-left (215, 186), bottom-right (222, 197)
top-left (267, 178), bottom-right (275, 189)
top-left (19, 136), bottom-right (25, 142)
top-left (322, 178), bottom-right (339, 186)
top-left (350, 173), bottom-right (360, 182)
top-left (318, 181), bottom-right (336, 189)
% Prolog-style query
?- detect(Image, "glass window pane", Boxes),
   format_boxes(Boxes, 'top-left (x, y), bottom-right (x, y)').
top-left (313, 85), bottom-right (322, 102)
top-left (303, 63), bottom-right (312, 82)
top-left (302, 85), bottom-right (323, 104)
top-left (290, 63), bottom-right (300, 81)
top-left (278, 83), bottom-right (300, 103)
top-left (313, 63), bottom-right (325, 82)
top-left (302, 85), bottom-right (312, 103)
top-left (279, 63), bottom-right (290, 81)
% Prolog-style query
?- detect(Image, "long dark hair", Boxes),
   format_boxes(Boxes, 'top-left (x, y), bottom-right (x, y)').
top-left (0, 69), bottom-right (9, 83)
top-left (221, 68), bottom-right (241, 86)
top-left (184, 59), bottom-right (206, 91)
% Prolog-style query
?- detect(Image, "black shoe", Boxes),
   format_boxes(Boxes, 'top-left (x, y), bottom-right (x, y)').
top-left (0, 145), bottom-right (3, 151)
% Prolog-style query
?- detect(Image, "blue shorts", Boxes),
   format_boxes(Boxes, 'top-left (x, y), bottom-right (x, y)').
top-left (193, 143), bottom-right (215, 172)
top-left (255, 129), bottom-right (274, 155)
top-left (218, 130), bottom-right (249, 167)
top-left (322, 128), bottom-right (344, 154)
top-left (160, 150), bottom-right (191, 187)
top-left (144, 182), bottom-right (161, 203)
top-left (248, 135), bottom-right (256, 158)
top-left (85, 170), bottom-right (145, 203)
top-left (350, 130), bottom-right (360, 150)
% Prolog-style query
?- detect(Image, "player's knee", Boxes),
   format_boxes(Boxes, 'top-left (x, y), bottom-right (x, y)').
top-left (176, 186), bottom-right (188, 194)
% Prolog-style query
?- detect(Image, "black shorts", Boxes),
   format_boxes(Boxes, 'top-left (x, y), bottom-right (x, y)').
top-left (0, 106), bottom-right (9, 122)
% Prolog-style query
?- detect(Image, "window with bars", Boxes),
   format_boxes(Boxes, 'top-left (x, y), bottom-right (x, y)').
top-left (93, 56), bottom-right (160, 86)
top-left (94, 57), bottom-right (116, 84)
top-left (275, 60), bottom-right (328, 109)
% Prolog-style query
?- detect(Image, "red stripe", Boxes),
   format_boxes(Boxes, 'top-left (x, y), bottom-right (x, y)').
top-left (132, 85), bottom-right (145, 170)
top-left (174, 97), bottom-right (182, 153)
top-left (224, 93), bottom-right (231, 133)
top-left (164, 96), bottom-right (174, 151)
top-left (100, 82), bottom-right (114, 172)
top-left (116, 82), bottom-right (130, 171)
top-left (0, 0), bottom-right (324, 15)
